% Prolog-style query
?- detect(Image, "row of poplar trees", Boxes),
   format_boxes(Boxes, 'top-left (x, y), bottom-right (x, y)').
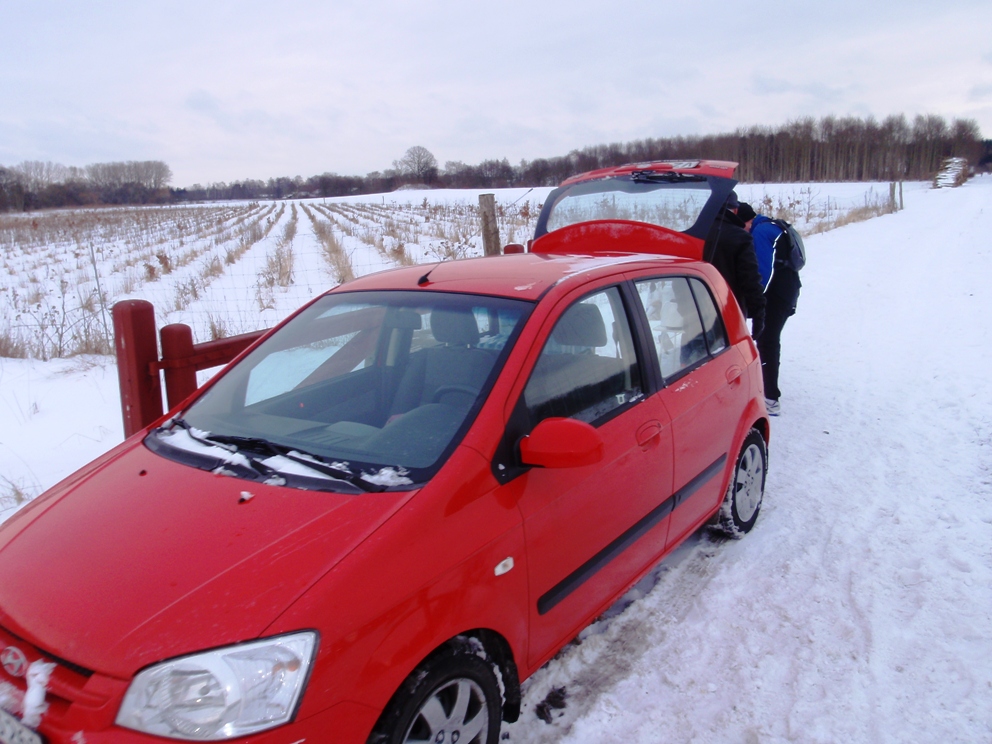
top-left (561, 114), bottom-right (983, 185)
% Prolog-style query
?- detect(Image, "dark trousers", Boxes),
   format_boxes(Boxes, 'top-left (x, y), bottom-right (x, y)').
top-left (757, 268), bottom-right (801, 401)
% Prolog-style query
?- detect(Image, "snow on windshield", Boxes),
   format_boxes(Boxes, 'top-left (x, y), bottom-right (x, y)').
top-left (156, 425), bottom-right (252, 471)
top-left (360, 467), bottom-right (413, 487)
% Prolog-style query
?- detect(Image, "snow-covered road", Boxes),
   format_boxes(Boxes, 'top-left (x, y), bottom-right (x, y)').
top-left (2, 178), bottom-right (990, 742)
top-left (501, 177), bottom-right (992, 743)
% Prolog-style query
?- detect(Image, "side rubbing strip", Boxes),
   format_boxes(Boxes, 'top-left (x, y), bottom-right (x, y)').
top-left (674, 454), bottom-right (727, 507)
top-left (537, 453), bottom-right (727, 616)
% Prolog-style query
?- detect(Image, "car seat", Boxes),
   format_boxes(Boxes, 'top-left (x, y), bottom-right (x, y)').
top-left (389, 307), bottom-right (496, 416)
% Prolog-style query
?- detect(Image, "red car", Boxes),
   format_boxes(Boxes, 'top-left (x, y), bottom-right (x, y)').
top-left (0, 160), bottom-right (767, 744)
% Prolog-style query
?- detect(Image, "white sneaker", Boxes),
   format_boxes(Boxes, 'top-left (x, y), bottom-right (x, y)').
top-left (765, 398), bottom-right (781, 416)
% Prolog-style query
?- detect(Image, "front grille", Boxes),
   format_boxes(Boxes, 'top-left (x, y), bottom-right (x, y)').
top-left (0, 623), bottom-right (116, 736)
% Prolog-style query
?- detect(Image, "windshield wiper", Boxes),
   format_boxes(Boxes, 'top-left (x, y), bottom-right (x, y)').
top-left (164, 419), bottom-right (384, 493)
top-left (208, 433), bottom-right (385, 493)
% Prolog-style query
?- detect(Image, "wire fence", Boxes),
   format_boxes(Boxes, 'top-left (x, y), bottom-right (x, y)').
top-left (0, 191), bottom-right (547, 358)
top-left (0, 182), bottom-right (905, 360)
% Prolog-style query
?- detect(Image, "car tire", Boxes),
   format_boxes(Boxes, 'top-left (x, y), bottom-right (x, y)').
top-left (368, 638), bottom-right (502, 744)
top-left (716, 428), bottom-right (766, 538)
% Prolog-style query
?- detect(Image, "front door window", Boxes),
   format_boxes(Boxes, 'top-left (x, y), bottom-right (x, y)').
top-left (523, 286), bottom-right (641, 425)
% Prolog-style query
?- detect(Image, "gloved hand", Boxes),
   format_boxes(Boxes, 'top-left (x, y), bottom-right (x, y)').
top-left (751, 312), bottom-right (765, 340)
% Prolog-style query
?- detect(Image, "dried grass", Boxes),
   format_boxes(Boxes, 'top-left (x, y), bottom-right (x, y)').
top-left (260, 244), bottom-right (295, 289)
top-left (0, 326), bottom-right (29, 358)
top-left (200, 255), bottom-right (224, 281)
top-left (0, 475), bottom-right (32, 510)
top-left (208, 314), bottom-right (229, 340)
top-left (173, 278), bottom-right (202, 311)
top-left (302, 205), bottom-right (354, 283)
top-left (806, 202), bottom-right (896, 235)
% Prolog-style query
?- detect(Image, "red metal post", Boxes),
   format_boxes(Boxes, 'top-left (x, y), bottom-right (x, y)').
top-left (112, 300), bottom-right (164, 438)
top-left (160, 324), bottom-right (199, 411)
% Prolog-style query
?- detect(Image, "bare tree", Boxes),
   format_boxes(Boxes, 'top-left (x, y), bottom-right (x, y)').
top-left (394, 146), bottom-right (439, 184)
top-left (85, 160), bottom-right (172, 190)
top-left (11, 161), bottom-right (70, 192)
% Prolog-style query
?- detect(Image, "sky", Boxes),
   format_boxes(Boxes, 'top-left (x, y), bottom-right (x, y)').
top-left (1, 0), bottom-right (990, 187)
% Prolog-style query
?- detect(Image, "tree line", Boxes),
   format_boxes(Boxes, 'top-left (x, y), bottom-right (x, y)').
top-left (1, 114), bottom-right (987, 211)
top-left (0, 160), bottom-right (172, 211)
top-left (169, 114), bottom-right (991, 201)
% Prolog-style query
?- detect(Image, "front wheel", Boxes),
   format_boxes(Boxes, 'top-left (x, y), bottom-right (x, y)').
top-left (716, 428), bottom-right (766, 537)
top-left (368, 640), bottom-right (502, 744)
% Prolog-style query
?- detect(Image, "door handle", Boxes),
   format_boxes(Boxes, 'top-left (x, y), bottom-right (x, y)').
top-left (726, 365), bottom-right (743, 385)
top-left (636, 421), bottom-right (663, 447)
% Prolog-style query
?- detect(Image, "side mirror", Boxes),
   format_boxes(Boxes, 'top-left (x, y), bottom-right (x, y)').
top-left (519, 417), bottom-right (604, 469)
top-left (503, 243), bottom-right (526, 254)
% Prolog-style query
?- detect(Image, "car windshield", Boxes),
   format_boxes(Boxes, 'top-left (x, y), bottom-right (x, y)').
top-left (148, 290), bottom-right (532, 492)
top-left (538, 175), bottom-right (715, 236)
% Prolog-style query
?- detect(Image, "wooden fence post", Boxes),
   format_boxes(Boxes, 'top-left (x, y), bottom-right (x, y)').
top-left (113, 300), bottom-right (270, 435)
top-left (479, 193), bottom-right (500, 256)
top-left (160, 324), bottom-right (199, 410)
top-left (112, 300), bottom-right (163, 438)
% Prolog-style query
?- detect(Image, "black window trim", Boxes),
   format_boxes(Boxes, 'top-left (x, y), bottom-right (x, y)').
top-left (687, 275), bottom-right (730, 358)
top-left (619, 279), bottom-right (663, 396)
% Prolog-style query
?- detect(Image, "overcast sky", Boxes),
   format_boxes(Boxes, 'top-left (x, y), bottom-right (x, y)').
top-left (2, 1), bottom-right (989, 186)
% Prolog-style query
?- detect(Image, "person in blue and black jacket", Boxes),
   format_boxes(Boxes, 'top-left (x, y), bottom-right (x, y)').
top-left (738, 202), bottom-right (802, 416)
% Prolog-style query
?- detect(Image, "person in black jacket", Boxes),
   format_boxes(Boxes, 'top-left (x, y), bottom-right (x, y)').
top-left (703, 191), bottom-right (766, 338)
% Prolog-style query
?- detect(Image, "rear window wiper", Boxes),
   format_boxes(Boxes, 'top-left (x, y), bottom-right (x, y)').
top-left (628, 171), bottom-right (703, 184)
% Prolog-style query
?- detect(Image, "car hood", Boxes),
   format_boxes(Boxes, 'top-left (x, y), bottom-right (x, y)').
top-left (0, 441), bottom-right (411, 678)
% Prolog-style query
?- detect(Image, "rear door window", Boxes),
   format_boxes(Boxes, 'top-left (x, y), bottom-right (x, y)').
top-left (689, 277), bottom-right (728, 356)
top-left (634, 276), bottom-right (725, 380)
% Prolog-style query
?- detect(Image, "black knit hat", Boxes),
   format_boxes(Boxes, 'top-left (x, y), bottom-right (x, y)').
top-left (737, 202), bottom-right (757, 222)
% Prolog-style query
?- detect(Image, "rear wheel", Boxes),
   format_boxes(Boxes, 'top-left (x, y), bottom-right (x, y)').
top-left (368, 640), bottom-right (502, 744)
top-left (716, 428), bottom-right (766, 537)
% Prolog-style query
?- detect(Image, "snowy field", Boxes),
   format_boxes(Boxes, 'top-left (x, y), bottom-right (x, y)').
top-left (1, 177), bottom-right (990, 742)
top-left (0, 181), bottom-right (895, 358)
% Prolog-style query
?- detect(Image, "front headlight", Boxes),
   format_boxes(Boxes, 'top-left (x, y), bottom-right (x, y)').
top-left (116, 631), bottom-right (317, 740)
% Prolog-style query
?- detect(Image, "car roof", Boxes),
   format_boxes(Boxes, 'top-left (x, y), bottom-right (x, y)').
top-left (338, 250), bottom-right (697, 302)
top-left (559, 159), bottom-right (738, 186)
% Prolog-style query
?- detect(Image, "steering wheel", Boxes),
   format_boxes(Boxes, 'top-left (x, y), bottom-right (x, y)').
top-left (431, 385), bottom-right (480, 405)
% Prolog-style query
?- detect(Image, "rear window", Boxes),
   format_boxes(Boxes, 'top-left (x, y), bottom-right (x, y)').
top-left (540, 176), bottom-right (713, 235)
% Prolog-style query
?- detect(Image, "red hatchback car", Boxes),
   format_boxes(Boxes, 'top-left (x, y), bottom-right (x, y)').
top-left (0, 160), bottom-right (768, 744)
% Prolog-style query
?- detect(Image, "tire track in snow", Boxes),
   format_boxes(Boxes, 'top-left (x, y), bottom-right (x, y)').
top-left (503, 533), bottom-right (726, 742)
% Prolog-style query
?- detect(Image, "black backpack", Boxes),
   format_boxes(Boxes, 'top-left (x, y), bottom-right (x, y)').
top-left (770, 219), bottom-right (806, 272)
